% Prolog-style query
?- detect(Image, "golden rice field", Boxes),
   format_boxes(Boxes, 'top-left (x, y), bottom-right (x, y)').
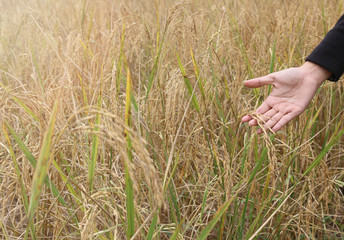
top-left (1, 0), bottom-right (344, 239)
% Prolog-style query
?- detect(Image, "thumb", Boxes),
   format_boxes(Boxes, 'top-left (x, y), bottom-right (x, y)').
top-left (244, 75), bottom-right (274, 88)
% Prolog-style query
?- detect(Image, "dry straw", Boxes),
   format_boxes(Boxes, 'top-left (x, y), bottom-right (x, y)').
top-left (1, 0), bottom-right (344, 239)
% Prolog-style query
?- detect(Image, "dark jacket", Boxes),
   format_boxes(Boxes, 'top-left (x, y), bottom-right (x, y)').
top-left (306, 15), bottom-right (344, 81)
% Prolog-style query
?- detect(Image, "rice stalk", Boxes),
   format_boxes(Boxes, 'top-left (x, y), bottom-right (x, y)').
top-left (25, 96), bottom-right (60, 239)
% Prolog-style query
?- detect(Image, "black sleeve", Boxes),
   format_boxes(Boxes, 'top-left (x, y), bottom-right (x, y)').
top-left (306, 14), bottom-right (344, 82)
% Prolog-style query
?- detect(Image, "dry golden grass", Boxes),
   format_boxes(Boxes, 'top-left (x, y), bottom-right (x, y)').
top-left (1, 0), bottom-right (344, 239)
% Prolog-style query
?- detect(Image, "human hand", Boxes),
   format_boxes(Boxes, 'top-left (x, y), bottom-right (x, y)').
top-left (242, 61), bottom-right (331, 133)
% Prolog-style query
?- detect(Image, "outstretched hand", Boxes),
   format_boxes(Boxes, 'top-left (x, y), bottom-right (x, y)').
top-left (242, 61), bottom-right (331, 133)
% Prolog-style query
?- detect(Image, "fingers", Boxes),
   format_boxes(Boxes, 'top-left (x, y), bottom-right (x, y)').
top-left (242, 74), bottom-right (276, 128)
top-left (257, 112), bottom-right (297, 134)
top-left (250, 108), bottom-right (276, 126)
top-left (246, 102), bottom-right (272, 126)
top-left (272, 112), bottom-right (297, 132)
top-left (242, 115), bottom-right (253, 122)
top-left (244, 75), bottom-right (274, 88)
top-left (241, 102), bottom-right (271, 123)
top-left (256, 102), bottom-right (271, 115)
top-left (257, 111), bottom-right (284, 133)
top-left (242, 75), bottom-right (274, 124)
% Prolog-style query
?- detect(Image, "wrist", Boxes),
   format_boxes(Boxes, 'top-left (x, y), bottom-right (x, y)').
top-left (300, 61), bottom-right (332, 87)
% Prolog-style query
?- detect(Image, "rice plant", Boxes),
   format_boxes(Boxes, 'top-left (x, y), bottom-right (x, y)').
top-left (1, 0), bottom-right (344, 239)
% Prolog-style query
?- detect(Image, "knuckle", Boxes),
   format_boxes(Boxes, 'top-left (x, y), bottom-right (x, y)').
top-left (269, 74), bottom-right (276, 83)
top-left (279, 109), bottom-right (287, 115)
